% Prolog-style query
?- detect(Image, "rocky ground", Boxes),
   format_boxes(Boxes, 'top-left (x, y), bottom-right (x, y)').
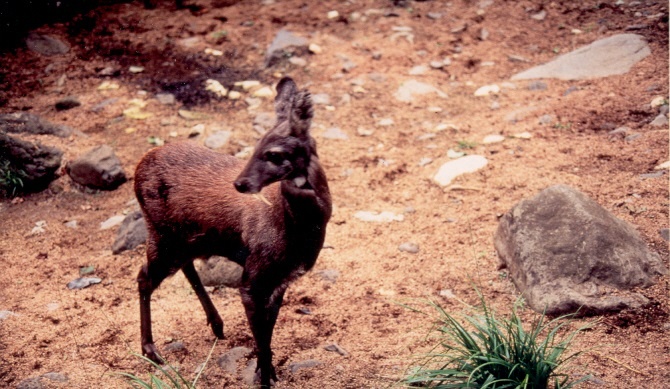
top-left (0, 0), bottom-right (668, 388)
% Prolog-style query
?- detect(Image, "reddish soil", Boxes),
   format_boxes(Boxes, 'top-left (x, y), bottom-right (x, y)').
top-left (0, 0), bottom-right (668, 388)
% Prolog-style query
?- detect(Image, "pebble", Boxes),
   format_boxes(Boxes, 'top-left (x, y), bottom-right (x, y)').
top-left (155, 93), bottom-right (176, 105)
top-left (430, 60), bottom-right (445, 69)
top-left (100, 215), bottom-right (125, 230)
top-left (508, 54), bottom-right (530, 62)
top-left (639, 171), bottom-right (665, 179)
top-left (398, 242), bottom-right (420, 254)
top-left (479, 28), bottom-right (490, 41)
top-left (252, 86), bottom-right (274, 98)
top-left (309, 43), bottom-right (323, 54)
top-left (30, 220), bottom-right (47, 235)
top-left (129, 66), bottom-right (144, 73)
top-left (16, 377), bottom-right (43, 389)
top-left (409, 65), bottom-right (429, 75)
top-left (528, 81), bottom-right (548, 91)
top-left (490, 101), bottom-right (500, 110)
top-left (322, 127), bottom-right (348, 140)
top-left (164, 341), bottom-right (186, 354)
top-left (447, 149), bottom-right (465, 159)
top-left (650, 96), bottom-right (666, 107)
top-left (482, 134), bottom-right (505, 144)
top-left (289, 57), bottom-right (307, 67)
top-left (395, 79), bottom-right (446, 102)
top-left (357, 127), bottom-right (374, 136)
top-left (227, 91), bottom-right (242, 100)
top-left (378, 118), bottom-right (394, 126)
top-left (439, 289), bottom-right (456, 299)
top-left (474, 84), bottom-right (500, 96)
top-left (531, 10), bottom-right (547, 21)
top-left (324, 343), bottom-right (349, 357)
top-left (434, 155), bottom-right (488, 186)
top-left (66, 277), bottom-right (102, 290)
top-left (654, 161), bottom-right (670, 170)
top-left (0, 310), bottom-right (17, 320)
top-left (650, 114), bottom-right (667, 127)
top-left (660, 105), bottom-right (669, 116)
top-left (55, 97), bottom-right (81, 111)
top-left (205, 130), bottom-right (232, 149)
top-left (205, 79), bottom-right (228, 97)
top-left (26, 33), bottom-right (70, 56)
top-left (538, 114), bottom-right (555, 125)
top-left (42, 373), bottom-right (67, 383)
top-left (418, 157), bottom-right (433, 167)
top-left (217, 346), bottom-right (251, 373)
top-left (354, 211), bottom-right (404, 223)
top-left (427, 12), bottom-right (443, 20)
top-left (289, 359), bottom-right (322, 374)
top-left (235, 80), bottom-right (261, 91)
top-left (327, 10), bottom-right (339, 19)
top-left (512, 132), bottom-right (532, 139)
top-left (659, 229), bottom-right (669, 242)
top-left (316, 269), bottom-right (340, 282)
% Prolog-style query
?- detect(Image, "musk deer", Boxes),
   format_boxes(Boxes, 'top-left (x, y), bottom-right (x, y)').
top-left (134, 77), bottom-right (332, 386)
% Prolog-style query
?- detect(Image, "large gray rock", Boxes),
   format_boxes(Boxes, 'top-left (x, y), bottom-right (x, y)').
top-left (0, 132), bottom-right (63, 194)
top-left (195, 256), bottom-right (244, 288)
top-left (511, 34), bottom-right (651, 81)
top-left (25, 33), bottom-right (70, 56)
top-left (264, 29), bottom-right (309, 67)
top-left (495, 185), bottom-right (666, 315)
top-left (0, 112), bottom-right (72, 137)
top-left (66, 145), bottom-right (127, 190)
top-left (112, 211), bottom-right (148, 254)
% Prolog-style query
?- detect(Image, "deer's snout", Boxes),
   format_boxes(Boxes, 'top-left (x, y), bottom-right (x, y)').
top-left (234, 179), bottom-right (250, 193)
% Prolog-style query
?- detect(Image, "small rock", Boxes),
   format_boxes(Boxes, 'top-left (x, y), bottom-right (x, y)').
top-left (164, 341), bottom-right (186, 354)
top-left (378, 118), bottom-right (394, 126)
top-left (265, 29), bottom-right (308, 67)
top-left (112, 211), bottom-right (148, 254)
top-left (538, 114), bottom-right (555, 125)
top-left (490, 101), bottom-right (500, 110)
top-left (354, 211), bottom-right (404, 223)
top-left (479, 28), bottom-right (490, 41)
top-left (235, 80), bottom-right (261, 91)
top-left (395, 79), bottom-right (447, 102)
top-left (253, 112), bottom-right (275, 134)
top-left (327, 10), bottom-right (339, 19)
top-left (429, 60), bottom-right (444, 69)
top-left (660, 229), bottom-right (669, 242)
top-left (129, 66), bottom-right (145, 73)
top-left (227, 91), bottom-right (242, 100)
top-left (650, 96), bottom-right (666, 107)
top-left (66, 277), bottom-right (102, 290)
top-left (654, 161), bottom-right (670, 170)
top-left (528, 81), bottom-right (548, 91)
top-left (55, 97), bottom-right (81, 111)
top-left (252, 86), bottom-right (274, 98)
top-left (205, 131), bottom-right (232, 149)
top-left (218, 346), bottom-right (251, 373)
top-left (26, 33), bottom-right (69, 56)
top-left (508, 54), bottom-right (530, 63)
top-left (309, 43), bottom-right (322, 54)
top-left (482, 134), bottom-right (505, 144)
top-left (316, 269), bottom-right (340, 282)
top-left (66, 145), bottom-right (127, 190)
top-left (0, 310), bottom-right (17, 320)
top-left (660, 105), bottom-right (669, 116)
top-left (418, 157), bottom-right (433, 167)
top-left (42, 373), bottom-right (67, 383)
top-left (288, 56), bottom-right (307, 67)
top-left (512, 132), bottom-right (532, 139)
top-left (427, 12), bottom-right (442, 20)
top-left (625, 133), bottom-right (641, 142)
top-left (100, 215), bottom-right (125, 230)
top-left (312, 93), bottom-right (331, 105)
top-left (155, 93), bottom-right (176, 105)
top-left (409, 65), bottom-right (429, 75)
top-left (357, 127), bottom-right (374, 136)
top-left (322, 127), bottom-right (348, 140)
top-left (474, 84), bottom-right (500, 96)
top-left (64, 220), bottom-right (78, 229)
top-left (434, 155), bottom-right (488, 186)
top-left (296, 307), bottom-right (312, 315)
top-left (439, 289), bottom-right (456, 299)
top-left (16, 377), bottom-right (43, 389)
top-left (205, 79), bottom-right (228, 97)
top-left (639, 171), bottom-right (665, 179)
top-left (289, 359), bottom-right (322, 374)
top-left (531, 10), bottom-right (547, 21)
top-left (650, 114), bottom-right (668, 127)
top-left (398, 242), bottom-right (420, 254)
top-left (196, 256), bottom-right (244, 288)
top-left (447, 149), bottom-right (465, 159)
top-left (29, 220), bottom-right (47, 236)
top-left (324, 343), bottom-right (349, 357)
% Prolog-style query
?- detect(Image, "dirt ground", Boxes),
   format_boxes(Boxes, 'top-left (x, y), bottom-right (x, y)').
top-left (0, 0), bottom-right (668, 388)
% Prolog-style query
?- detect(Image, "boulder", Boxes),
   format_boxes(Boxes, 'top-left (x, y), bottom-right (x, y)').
top-left (0, 112), bottom-right (72, 137)
top-left (0, 132), bottom-right (62, 195)
top-left (66, 145), bottom-right (127, 190)
top-left (494, 185), bottom-right (666, 315)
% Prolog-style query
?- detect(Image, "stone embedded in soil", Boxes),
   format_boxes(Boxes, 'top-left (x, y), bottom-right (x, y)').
top-left (155, 93), bottom-right (176, 105)
top-left (660, 229), bottom-right (670, 242)
top-left (650, 114), bottom-right (668, 127)
top-left (66, 145), bottom-right (127, 190)
top-left (434, 155), bottom-right (489, 186)
top-left (112, 211), bottom-right (147, 254)
top-left (316, 269), bottom-right (340, 283)
top-left (16, 377), bottom-right (43, 389)
top-left (55, 97), bottom-right (81, 111)
top-left (204, 130), bottom-right (232, 149)
top-left (25, 33), bottom-right (69, 56)
top-left (100, 215), bottom-right (125, 230)
top-left (398, 242), bottom-right (419, 254)
top-left (265, 29), bottom-right (309, 67)
top-left (218, 346), bottom-right (252, 373)
top-left (394, 79), bottom-right (447, 102)
top-left (511, 34), bottom-right (651, 80)
top-left (474, 84), bottom-right (500, 96)
top-left (354, 211), bottom-right (404, 223)
top-left (42, 373), bottom-right (67, 382)
top-left (324, 343), bottom-right (349, 357)
top-left (289, 359), bottom-right (322, 374)
top-left (408, 65), bottom-right (429, 75)
top-left (0, 112), bottom-right (72, 137)
top-left (66, 277), bottom-right (102, 290)
top-left (0, 310), bottom-right (17, 320)
top-left (163, 341), bottom-right (187, 354)
top-left (494, 185), bottom-right (668, 315)
top-left (527, 81), bottom-right (548, 91)
top-left (482, 134), bottom-right (505, 144)
top-left (321, 127), bottom-right (348, 140)
top-left (195, 256), bottom-right (244, 288)
top-left (0, 132), bottom-right (63, 194)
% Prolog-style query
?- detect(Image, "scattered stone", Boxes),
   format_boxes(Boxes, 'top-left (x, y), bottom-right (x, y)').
top-left (55, 97), bottom-right (81, 111)
top-left (650, 96), bottom-right (666, 108)
top-left (90, 98), bottom-right (119, 112)
top-left (64, 220), bottom-right (78, 229)
top-left (112, 211), bottom-right (148, 254)
top-left (66, 277), bottom-right (102, 290)
top-left (0, 112), bottom-right (72, 137)
top-left (490, 101), bottom-right (500, 110)
top-left (177, 36), bottom-right (202, 48)
top-left (650, 114), bottom-right (667, 127)
top-left (660, 105), bottom-right (669, 116)
top-left (0, 132), bottom-right (63, 193)
top-left (308, 43), bottom-right (323, 54)
top-left (100, 215), bottom-right (125, 230)
top-left (357, 127), bottom-right (374, 136)
top-left (654, 161), bottom-right (670, 170)
top-left (0, 310), bottom-right (17, 320)
top-left (512, 131), bottom-right (532, 139)
top-left (288, 56), bottom-right (307, 67)
top-left (639, 171), bottom-right (665, 179)
top-left (430, 60), bottom-right (445, 69)
top-left (26, 33), bottom-right (69, 56)
top-left (434, 155), bottom-right (488, 186)
top-left (16, 377), bottom-right (43, 389)
top-left (530, 10), bottom-right (547, 21)
top-left (205, 130), bottom-right (232, 149)
top-left (66, 145), bottom-right (127, 190)
top-left (482, 134), bottom-right (505, 144)
top-left (163, 341), bottom-right (186, 354)
top-left (474, 84), bottom-right (500, 96)
top-left (324, 343), bottom-right (349, 357)
top-left (195, 256), bottom-right (244, 288)
top-left (322, 127), bottom-right (348, 140)
top-left (427, 12), bottom-right (443, 20)
top-left (508, 54), bottom-right (530, 62)
top-left (660, 229), bottom-right (669, 242)
top-left (538, 114), bottom-right (555, 125)
top-left (227, 90), bottom-right (242, 100)
top-left (439, 289), bottom-right (456, 299)
top-left (418, 157), bottom-right (433, 166)
top-left (252, 86), bottom-right (274, 98)
top-left (447, 149), bottom-right (465, 159)
top-left (395, 79), bottom-right (447, 102)
top-left (218, 346), bottom-right (251, 373)
top-left (409, 65), bottom-right (429, 75)
top-left (289, 359), bottom-right (322, 374)
top-left (296, 307), bottom-right (311, 315)
top-left (327, 10), bottom-right (339, 19)
top-left (625, 133), bottom-right (641, 142)
top-left (265, 29), bottom-right (309, 67)
top-left (316, 269), bottom-right (340, 283)
top-left (354, 211), bottom-right (404, 223)
top-left (527, 81), bottom-right (548, 91)
top-left (495, 185), bottom-right (667, 315)
top-left (42, 373), bottom-right (67, 383)
top-left (479, 28), bottom-right (490, 41)
top-left (129, 66), bottom-right (144, 73)
top-left (205, 79), bottom-right (228, 97)
top-left (504, 106), bottom-right (538, 123)
top-left (312, 93), bottom-right (331, 105)
top-left (512, 34), bottom-right (651, 80)
top-left (378, 118), bottom-right (394, 126)
top-left (398, 242), bottom-right (419, 254)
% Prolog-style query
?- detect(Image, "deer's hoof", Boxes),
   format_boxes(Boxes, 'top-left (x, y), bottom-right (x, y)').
top-left (209, 315), bottom-right (225, 339)
top-left (142, 343), bottom-right (163, 364)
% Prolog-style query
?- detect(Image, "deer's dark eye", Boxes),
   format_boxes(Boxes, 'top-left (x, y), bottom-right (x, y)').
top-left (265, 151), bottom-right (285, 165)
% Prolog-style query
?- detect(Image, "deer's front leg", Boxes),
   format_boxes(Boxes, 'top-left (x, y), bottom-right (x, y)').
top-left (240, 282), bottom-right (287, 387)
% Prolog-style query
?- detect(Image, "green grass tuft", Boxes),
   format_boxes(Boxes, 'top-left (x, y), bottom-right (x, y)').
top-left (403, 292), bottom-right (590, 389)
top-left (0, 160), bottom-right (27, 197)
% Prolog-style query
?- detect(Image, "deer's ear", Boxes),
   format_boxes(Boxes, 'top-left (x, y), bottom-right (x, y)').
top-left (289, 90), bottom-right (313, 138)
top-left (275, 77), bottom-right (297, 122)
